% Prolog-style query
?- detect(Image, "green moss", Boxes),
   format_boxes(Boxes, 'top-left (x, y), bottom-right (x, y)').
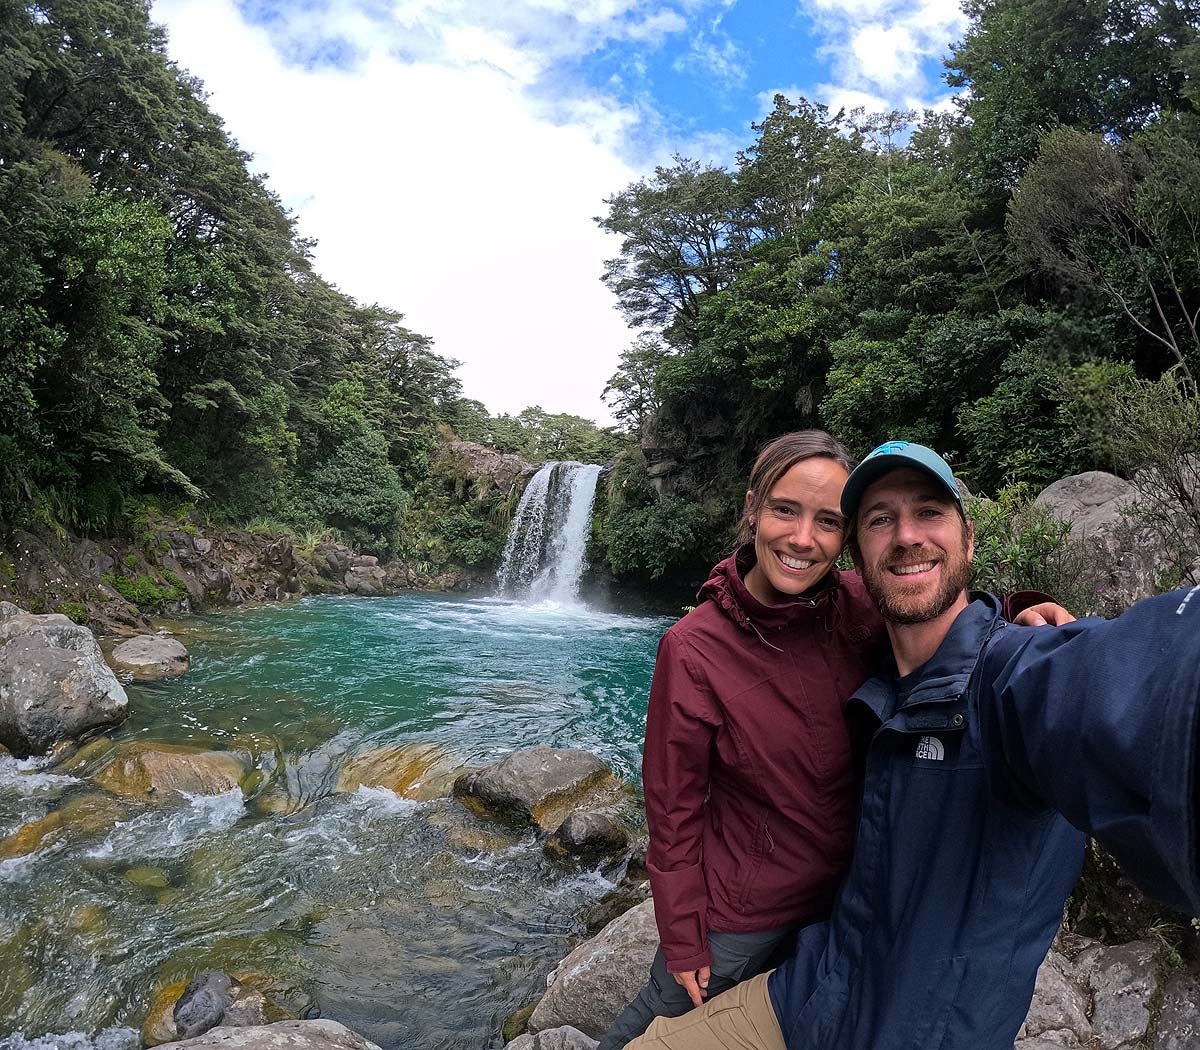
top-left (0, 556), bottom-right (15, 588)
top-left (121, 553), bottom-right (140, 569)
top-left (55, 602), bottom-right (89, 624)
top-left (102, 572), bottom-right (187, 610)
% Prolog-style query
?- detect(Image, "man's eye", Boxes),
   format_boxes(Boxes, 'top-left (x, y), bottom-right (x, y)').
top-left (867, 515), bottom-right (890, 528)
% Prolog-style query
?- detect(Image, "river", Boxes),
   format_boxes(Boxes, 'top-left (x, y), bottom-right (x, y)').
top-left (0, 593), bottom-right (673, 1049)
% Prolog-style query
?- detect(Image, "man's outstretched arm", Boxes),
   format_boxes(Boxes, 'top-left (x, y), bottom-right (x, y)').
top-left (979, 584), bottom-right (1200, 916)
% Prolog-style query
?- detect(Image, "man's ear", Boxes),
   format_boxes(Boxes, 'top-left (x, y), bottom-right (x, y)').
top-left (966, 518), bottom-right (975, 563)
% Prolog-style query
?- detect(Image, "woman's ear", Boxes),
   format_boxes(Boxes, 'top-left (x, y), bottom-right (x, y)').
top-left (743, 490), bottom-right (756, 531)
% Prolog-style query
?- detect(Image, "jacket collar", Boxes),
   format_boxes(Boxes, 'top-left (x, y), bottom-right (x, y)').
top-left (698, 544), bottom-right (839, 632)
top-left (851, 592), bottom-right (1004, 723)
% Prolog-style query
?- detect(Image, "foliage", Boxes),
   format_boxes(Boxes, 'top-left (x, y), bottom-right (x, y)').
top-left (1098, 368), bottom-right (1200, 587)
top-left (604, 496), bottom-right (712, 580)
top-left (54, 601), bottom-right (89, 624)
top-left (102, 571), bottom-right (186, 610)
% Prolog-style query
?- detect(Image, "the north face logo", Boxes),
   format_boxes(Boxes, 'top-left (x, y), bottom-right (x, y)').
top-left (916, 736), bottom-right (945, 761)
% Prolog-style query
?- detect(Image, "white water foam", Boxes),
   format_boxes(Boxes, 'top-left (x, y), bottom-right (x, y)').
top-left (85, 788), bottom-right (245, 860)
top-left (0, 1029), bottom-right (139, 1050)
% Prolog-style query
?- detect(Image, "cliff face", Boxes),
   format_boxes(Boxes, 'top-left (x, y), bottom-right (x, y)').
top-left (0, 523), bottom-right (488, 636)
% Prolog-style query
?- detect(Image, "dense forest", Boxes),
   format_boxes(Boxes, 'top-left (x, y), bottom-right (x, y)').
top-left (592, 0), bottom-right (1200, 586)
top-left (0, 0), bottom-right (617, 574)
top-left (2, 0), bottom-right (1199, 596)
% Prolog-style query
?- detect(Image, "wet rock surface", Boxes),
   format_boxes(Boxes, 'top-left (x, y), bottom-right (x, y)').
top-left (528, 898), bottom-right (658, 1038)
top-left (110, 633), bottom-right (190, 680)
top-left (544, 811), bottom-right (630, 867)
top-left (453, 746), bottom-right (622, 831)
top-left (1155, 972), bottom-right (1200, 1050)
top-left (0, 602), bottom-right (129, 754)
top-left (92, 741), bottom-right (247, 799)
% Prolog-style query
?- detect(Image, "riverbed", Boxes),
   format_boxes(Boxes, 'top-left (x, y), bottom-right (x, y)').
top-left (0, 593), bottom-right (672, 1049)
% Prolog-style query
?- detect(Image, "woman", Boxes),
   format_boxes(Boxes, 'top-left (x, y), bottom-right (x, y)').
top-left (598, 431), bottom-right (1059, 1050)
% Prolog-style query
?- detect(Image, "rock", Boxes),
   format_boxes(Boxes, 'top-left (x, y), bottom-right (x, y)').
top-left (1077, 939), bottom-right (1160, 1048)
top-left (528, 898), bottom-right (657, 1038)
top-left (344, 564), bottom-right (387, 596)
top-left (126, 865), bottom-right (171, 889)
top-left (0, 601), bottom-right (129, 755)
top-left (1035, 472), bottom-right (1172, 608)
top-left (110, 634), bottom-right (190, 680)
top-left (156, 1019), bottom-right (382, 1049)
top-left (1017, 949), bottom-right (1091, 1044)
top-left (442, 440), bottom-right (533, 493)
top-left (453, 747), bottom-right (621, 831)
top-left (1155, 972), bottom-right (1200, 1050)
top-left (93, 742), bottom-right (246, 799)
top-left (0, 793), bottom-right (127, 859)
top-left (175, 971), bottom-right (236, 1038)
top-left (336, 743), bottom-right (461, 800)
top-left (145, 979), bottom-right (190, 1045)
top-left (502, 1002), bottom-right (539, 1043)
top-left (505, 1027), bottom-right (598, 1050)
top-left (544, 811), bottom-right (629, 867)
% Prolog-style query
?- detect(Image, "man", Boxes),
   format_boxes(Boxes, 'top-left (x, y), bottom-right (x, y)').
top-left (627, 440), bottom-right (1200, 1050)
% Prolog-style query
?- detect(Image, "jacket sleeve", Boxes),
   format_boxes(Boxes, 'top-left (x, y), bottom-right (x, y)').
top-left (643, 629), bottom-right (721, 972)
top-left (977, 586), bottom-right (1200, 915)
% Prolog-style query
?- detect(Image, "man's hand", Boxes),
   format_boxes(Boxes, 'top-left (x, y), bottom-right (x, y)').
top-left (671, 965), bottom-right (711, 1008)
top-left (1015, 601), bottom-right (1076, 627)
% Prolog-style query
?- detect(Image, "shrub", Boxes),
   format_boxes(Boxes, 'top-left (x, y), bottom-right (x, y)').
top-left (55, 602), bottom-right (89, 624)
top-left (605, 495), bottom-right (709, 579)
top-left (102, 572), bottom-right (187, 610)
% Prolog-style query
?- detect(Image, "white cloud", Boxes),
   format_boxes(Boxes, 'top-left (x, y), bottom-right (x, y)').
top-left (150, 0), bottom-right (686, 423)
top-left (797, 0), bottom-right (969, 110)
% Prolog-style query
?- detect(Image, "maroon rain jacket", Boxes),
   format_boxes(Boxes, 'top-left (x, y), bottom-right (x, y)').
top-left (643, 548), bottom-right (887, 972)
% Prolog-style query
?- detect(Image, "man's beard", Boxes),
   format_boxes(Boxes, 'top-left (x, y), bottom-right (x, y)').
top-left (862, 544), bottom-right (971, 625)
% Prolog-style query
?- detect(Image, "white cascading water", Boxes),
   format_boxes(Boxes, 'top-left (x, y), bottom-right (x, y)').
top-left (497, 461), bottom-right (602, 605)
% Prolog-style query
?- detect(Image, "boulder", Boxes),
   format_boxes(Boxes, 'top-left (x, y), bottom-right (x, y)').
top-left (1077, 939), bottom-right (1160, 1048)
top-left (344, 564), bottom-right (387, 596)
top-left (93, 742), bottom-right (247, 799)
top-left (156, 1020), bottom-right (381, 1050)
top-left (110, 634), bottom-right (190, 680)
top-left (1155, 972), bottom-right (1200, 1050)
top-left (336, 743), bottom-right (461, 801)
top-left (544, 811), bottom-right (629, 867)
top-left (528, 899), bottom-right (657, 1038)
top-left (1016, 949), bottom-right (1092, 1045)
top-left (453, 747), bottom-right (622, 831)
top-left (1035, 472), bottom-right (1172, 607)
top-left (0, 602), bottom-right (129, 755)
top-left (175, 971), bottom-right (236, 1038)
top-left (505, 1027), bottom-right (598, 1050)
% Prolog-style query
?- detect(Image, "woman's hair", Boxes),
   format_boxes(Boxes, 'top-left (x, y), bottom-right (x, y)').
top-left (735, 430), bottom-right (855, 546)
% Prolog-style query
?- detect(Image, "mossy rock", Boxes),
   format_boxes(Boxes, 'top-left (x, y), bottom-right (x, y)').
top-left (502, 1001), bottom-right (539, 1042)
top-left (142, 977), bottom-right (188, 1046)
top-left (126, 865), bottom-right (171, 889)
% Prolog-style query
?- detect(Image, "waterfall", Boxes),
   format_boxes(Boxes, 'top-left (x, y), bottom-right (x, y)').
top-left (497, 461), bottom-right (602, 605)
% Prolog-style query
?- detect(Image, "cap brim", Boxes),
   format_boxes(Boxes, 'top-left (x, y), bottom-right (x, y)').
top-left (840, 455), bottom-right (962, 521)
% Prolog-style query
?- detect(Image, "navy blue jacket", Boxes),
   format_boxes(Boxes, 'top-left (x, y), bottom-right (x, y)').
top-left (768, 587), bottom-right (1200, 1050)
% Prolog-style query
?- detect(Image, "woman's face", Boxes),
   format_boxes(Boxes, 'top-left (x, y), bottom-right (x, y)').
top-left (744, 457), bottom-right (850, 605)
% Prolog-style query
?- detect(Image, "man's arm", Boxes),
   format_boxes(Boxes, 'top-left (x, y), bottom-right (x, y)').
top-left (978, 585), bottom-right (1200, 916)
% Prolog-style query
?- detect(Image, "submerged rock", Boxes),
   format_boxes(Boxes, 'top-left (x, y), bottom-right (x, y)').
top-left (156, 1020), bottom-right (382, 1049)
top-left (454, 747), bottom-right (624, 831)
top-left (93, 742), bottom-right (247, 799)
top-left (175, 971), bottom-right (236, 1038)
top-left (544, 811), bottom-right (629, 867)
top-left (110, 634), bottom-right (190, 680)
top-left (528, 898), bottom-right (657, 1038)
top-left (0, 601), bottom-right (128, 755)
top-left (0, 793), bottom-right (127, 859)
top-left (336, 743), bottom-right (462, 801)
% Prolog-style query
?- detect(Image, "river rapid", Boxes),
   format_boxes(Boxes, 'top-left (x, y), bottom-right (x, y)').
top-left (0, 593), bottom-right (672, 1050)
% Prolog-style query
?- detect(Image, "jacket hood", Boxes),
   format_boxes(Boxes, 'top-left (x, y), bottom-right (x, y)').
top-left (698, 545), bottom-right (839, 632)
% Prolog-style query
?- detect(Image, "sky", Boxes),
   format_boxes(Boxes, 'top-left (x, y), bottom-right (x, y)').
top-left (150, 0), bottom-right (972, 425)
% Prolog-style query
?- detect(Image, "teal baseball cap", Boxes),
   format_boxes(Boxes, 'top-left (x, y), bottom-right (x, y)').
top-left (840, 441), bottom-right (965, 521)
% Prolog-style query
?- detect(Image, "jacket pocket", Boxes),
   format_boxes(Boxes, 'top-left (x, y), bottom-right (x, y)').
top-left (905, 955), bottom-right (968, 1050)
top-left (732, 820), bottom-right (773, 914)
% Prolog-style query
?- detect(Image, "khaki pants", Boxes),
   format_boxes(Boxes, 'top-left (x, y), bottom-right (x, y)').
top-left (623, 971), bottom-right (787, 1050)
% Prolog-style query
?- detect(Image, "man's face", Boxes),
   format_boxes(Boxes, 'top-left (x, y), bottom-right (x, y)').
top-left (854, 468), bottom-right (974, 625)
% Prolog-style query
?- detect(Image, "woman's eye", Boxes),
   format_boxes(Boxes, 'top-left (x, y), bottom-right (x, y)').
top-left (818, 517), bottom-right (844, 531)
